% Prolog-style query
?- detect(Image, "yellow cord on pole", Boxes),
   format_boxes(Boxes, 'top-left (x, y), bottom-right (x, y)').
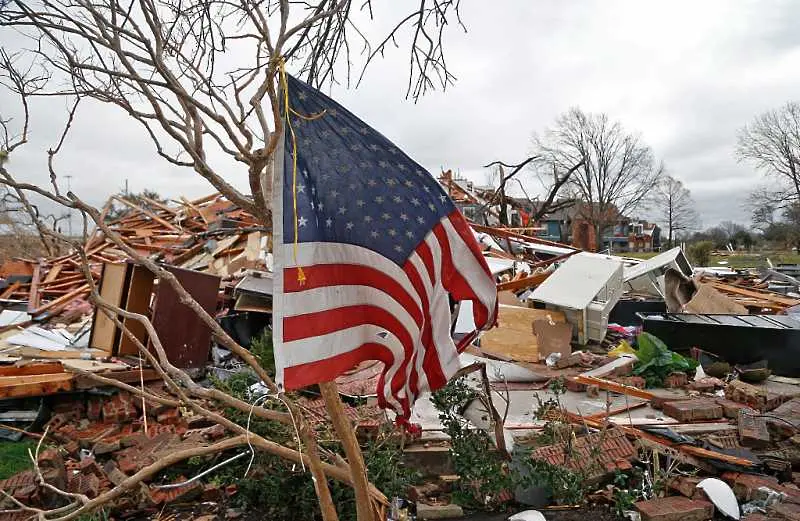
top-left (279, 58), bottom-right (306, 285)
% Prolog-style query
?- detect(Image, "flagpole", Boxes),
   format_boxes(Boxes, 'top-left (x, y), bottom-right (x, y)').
top-left (320, 381), bottom-right (376, 521)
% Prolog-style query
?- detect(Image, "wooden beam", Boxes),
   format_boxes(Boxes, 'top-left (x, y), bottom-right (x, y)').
top-left (31, 284), bottom-right (90, 315)
top-left (496, 271), bottom-right (551, 292)
top-left (0, 373), bottom-right (73, 399)
top-left (113, 196), bottom-right (180, 231)
top-left (573, 375), bottom-right (656, 401)
top-left (43, 263), bottom-right (63, 283)
top-left (0, 362), bottom-right (64, 377)
top-left (27, 261), bottom-right (41, 313)
top-left (0, 281), bottom-right (22, 299)
top-left (708, 281), bottom-right (800, 308)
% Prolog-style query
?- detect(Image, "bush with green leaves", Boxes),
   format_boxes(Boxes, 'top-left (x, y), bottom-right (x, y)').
top-left (632, 332), bottom-right (698, 387)
top-left (688, 240), bottom-right (713, 266)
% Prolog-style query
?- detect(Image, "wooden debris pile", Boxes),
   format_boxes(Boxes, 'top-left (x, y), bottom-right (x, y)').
top-left (0, 193), bottom-right (268, 323)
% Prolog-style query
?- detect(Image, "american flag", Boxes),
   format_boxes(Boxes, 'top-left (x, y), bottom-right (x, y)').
top-left (272, 75), bottom-right (498, 420)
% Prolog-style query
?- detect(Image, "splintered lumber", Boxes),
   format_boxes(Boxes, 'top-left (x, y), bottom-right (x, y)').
top-left (0, 373), bottom-right (74, 399)
top-left (43, 263), bottom-right (63, 283)
top-left (0, 361), bottom-right (65, 377)
top-left (496, 271), bottom-right (550, 292)
top-left (479, 305), bottom-right (566, 362)
top-left (471, 223), bottom-right (580, 250)
top-left (574, 375), bottom-right (656, 400)
top-left (0, 281), bottom-right (22, 299)
top-left (27, 261), bottom-right (41, 313)
top-left (31, 284), bottom-right (90, 315)
top-left (113, 195), bottom-right (179, 231)
top-left (708, 281), bottom-right (800, 309)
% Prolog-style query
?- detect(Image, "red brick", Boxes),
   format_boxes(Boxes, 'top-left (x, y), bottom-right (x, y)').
top-left (650, 394), bottom-right (686, 410)
top-left (668, 476), bottom-right (704, 499)
top-left (68, 472), bottom-right (102, 498)
top-left (742, 514), bottom-right (769, 521)
top-left (529, 427), bottom-right (635, 480)
top-left (663, 399), bottom-right (723, 422)
top-left (722, 472), bottom-right (780, 501)
top-left (93, 439), bottom-right (121, 455)
top-left (665, 372), bottom-right (688, 388)
top-left (634, 497), bottom-right (714, 521)
top-left (37, 448), bottom-right (67, 491)
top-left (687, 378), bottom-right (721, 393)
top-left (768, 502), bottom-right (800, 521)
top-left (614, 376), bottom-right (646, 389)
top-left (159, 409), bottom-right (182, 425)
top-left (565, 377), bottom-right (587, 392)
top-left (87, 397), bottom-right (103, 420)
top-left (739, 409), bottom-right (771, 448)
top-left (768, 398), bottom-right (800, 438)
top-left (725, 380), bottom-right (792, 412)
top-left (715, 398), bottom-right (751, 419)
top-left (148, 480), bottom-right (202, 504)
top-left (102, 392), bottom-right (139, 423)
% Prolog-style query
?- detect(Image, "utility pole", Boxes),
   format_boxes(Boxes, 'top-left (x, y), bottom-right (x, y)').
top-left (65, 175), bottom-right (73, 237)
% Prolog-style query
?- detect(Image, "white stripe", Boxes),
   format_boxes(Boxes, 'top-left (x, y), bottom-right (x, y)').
top-left (406, 252), bottom-right (433, 396)
top-left (283, 324), bottom-right (404, 412)
top-left (281, 284), bottom-right (421, 364)
top-left (272, 125), bottom-right (287, 391)
top-left (424, 232), bottom-right (462, 382)
top-left (279, 243), bottom-right (421, 309)
top-left (441, 217), bottom-right (498, 325)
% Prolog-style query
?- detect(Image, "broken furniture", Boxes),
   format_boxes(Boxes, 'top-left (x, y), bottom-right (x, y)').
top-left (89, 261), bottom-right (220, 368)
top-left (623, 247), bottom-right (693, 296)
top-left (528, 252), bottom-right (624, 344)
top-left (637, 312), bottom-right (800, 377)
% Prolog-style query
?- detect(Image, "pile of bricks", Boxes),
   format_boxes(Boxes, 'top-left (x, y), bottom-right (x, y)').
top-left (529, 427), bottom-right (636, 481)
top-left (0, 389), bottom-right (230, 515)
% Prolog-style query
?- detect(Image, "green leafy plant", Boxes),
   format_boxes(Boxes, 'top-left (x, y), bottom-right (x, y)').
top-left (520, 458), bottom-right (585, 506)
top-left (632, 332), bottom-right (698, 387)
top-left (431, 377), bottom-right (513, 510)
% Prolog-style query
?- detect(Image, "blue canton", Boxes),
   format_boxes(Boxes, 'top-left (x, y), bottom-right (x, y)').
top-left (282, 75), bottom-right (456, 265)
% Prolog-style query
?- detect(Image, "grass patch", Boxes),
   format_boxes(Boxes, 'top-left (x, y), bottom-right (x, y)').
top-left (0, 440), bottom-right (36, 479)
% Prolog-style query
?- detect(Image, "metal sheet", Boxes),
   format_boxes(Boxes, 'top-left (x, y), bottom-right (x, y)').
top-left (530, 252), bottom-right (624, 309)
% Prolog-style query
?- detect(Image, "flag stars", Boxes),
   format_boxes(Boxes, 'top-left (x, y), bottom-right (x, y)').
top-left (297, 184), bottom-right (305, 193)
top-left (318, 203), bottom-right (324, 211)
top-left (388, 148), bottom-right (398, 155)
top-left (378, 160), bottom-right (389, 168)
top-left (330, 189), bottom-right (340, 198)
top-left (340, 126), bottom-right (350, 134)
top-left (417, 216), bottom-right (425, 224)
top-left (400, 213), bottom-right (408, 221)
top-left (346, 222), bottom-right (354, 230)
top-left (423, 185), bottom-right (430, 192)
top-left (371, 230), bottom-right (379, 238)
top-left (325, 218), bottom-right (333, 227)
top-left (392, 196), bottom-right (402, 204)
top-left (439, 195), bottom-right (447, 203)
top-left (369, 144), bottom-right (380, 152)
top-left (404, 180), bottom-right (414, 188)
top-left (428, 203), bottom-right (436, 212)
top-left (397, 164), bottom-right (406, 171)
top-left (328, 108), bottom-right (338, 117)
top-left (360, 127), bottom-right (369, 135)
top-left (299, 216), bottom-right (308, 227)
top-left (338, 206), bottom-right (347, 215)
top-left (394, 245), bottom-right (403, 252)
top-left (388, 229), bottom-right (397, 237)
top-left (410, 198), bottom-right (421, 206)
top-left (364, 215), bottom-right (373, 223)
top-left (381, 212), bottom-right (391, 220)
top-left (367, 179), bottom-right (377, 187)
top-left (405, 230), bottom-right (414, 239)
top-left (350, 144), bottom-right (362, 151)
top-left (297, 91), bottom-right (308, 100)
top-left (356, 199), bottom-right (365, 207)
top-left (386, 178), bottom-right (397, 186)
top-left (374, 196), bottom-right (384, 204)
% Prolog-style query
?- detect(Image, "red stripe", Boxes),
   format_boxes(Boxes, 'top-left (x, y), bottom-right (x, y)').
top-left (283, 343), bottom-right (410, 417)
top-left (402, 250), bottom-right (445, 392)
top-left (283, 264), bottom-right (423, 326)
top-left (432, 223), bottom-right (489, 331)
top-left (414, 240), bottom-right (435, 284)
top-left (283, 305), bottom-right (415, 404)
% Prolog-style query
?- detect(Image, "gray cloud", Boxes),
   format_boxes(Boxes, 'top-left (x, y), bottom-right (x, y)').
top-left (1, 0), bottom-right (799, 231)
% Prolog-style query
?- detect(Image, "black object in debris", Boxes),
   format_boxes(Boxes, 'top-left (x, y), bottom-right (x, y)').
top-left (637, 312), bottom-right (800, 377)
top-left (609, 298), bottom-right (667, 326)
top-left (218, 312), bottom-right (271, 348)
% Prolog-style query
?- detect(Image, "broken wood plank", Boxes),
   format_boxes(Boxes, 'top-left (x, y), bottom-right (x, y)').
top-left (574, 375), bottom-right (656, 401)
top-left (31, 284), bottom-right (90, 316)
top-left (27, 261), bottom-right (42, 313)
top-left (479, 305), bottom-right (566, 363)
top-left (43, 263), bottom-right (63, 283)
top-left (0, 361), bottom-right (64, 377)
top-left (73, 369), bottom-right (161, 389)
top-left (113, 195), bottom-right (180, 231)
top-left (0, 373), bottom-right (73, 399)
top-left (708, 281), bottom-right (800, 308)
top-left (497, 271), bottom-right (551, 292)
top-left (0, 281), bottom-right (22, 300)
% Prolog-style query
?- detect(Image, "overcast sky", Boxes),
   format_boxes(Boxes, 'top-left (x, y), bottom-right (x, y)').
top-left (2, 0), bottom-right (799, 231)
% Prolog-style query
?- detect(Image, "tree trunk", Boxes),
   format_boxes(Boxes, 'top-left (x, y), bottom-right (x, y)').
top-left (320, 382), bottom-right (374, 521)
